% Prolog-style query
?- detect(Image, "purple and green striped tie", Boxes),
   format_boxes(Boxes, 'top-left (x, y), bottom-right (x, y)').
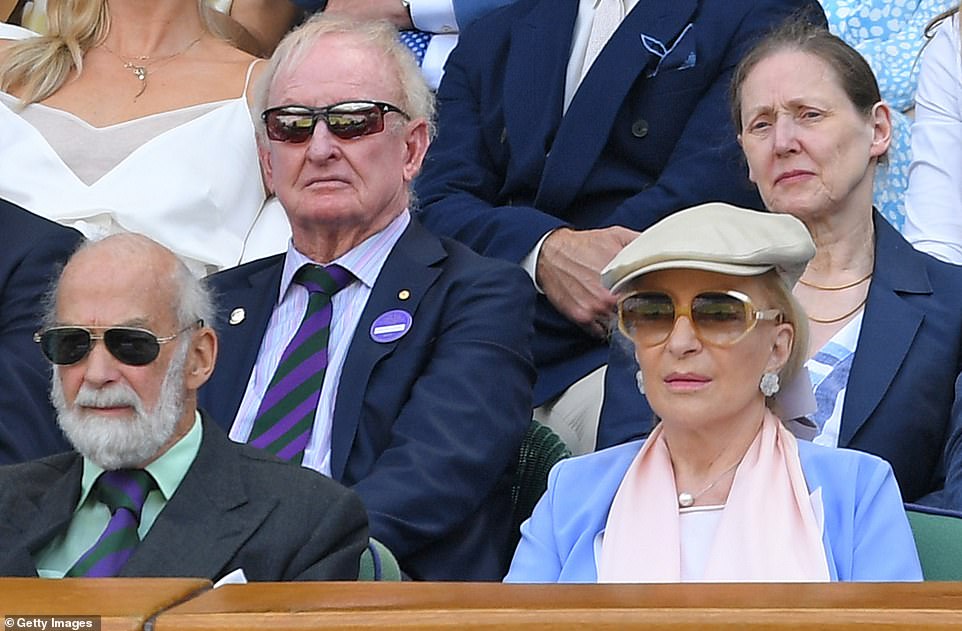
top-left (66, 469), bottom-right (156, 577)
top-left (248, 264), bottom-right (353, 463)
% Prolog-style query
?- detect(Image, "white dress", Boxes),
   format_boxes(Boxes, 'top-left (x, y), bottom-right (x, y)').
top-left (0, 58), bottom-right (289, 275)
top-left (904, 15), bottom-right (962, 264)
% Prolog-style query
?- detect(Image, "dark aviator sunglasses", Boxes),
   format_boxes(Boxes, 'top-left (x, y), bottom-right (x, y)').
top-left (34, 322), bottom-right (202, 367)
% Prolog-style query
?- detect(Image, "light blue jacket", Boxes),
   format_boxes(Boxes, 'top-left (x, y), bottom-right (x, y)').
top-left (506, 439), bottom-right (922, 582)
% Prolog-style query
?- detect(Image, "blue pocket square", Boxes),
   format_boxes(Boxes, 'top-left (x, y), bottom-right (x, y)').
top-left (641, 23), bottom-right (696, 78)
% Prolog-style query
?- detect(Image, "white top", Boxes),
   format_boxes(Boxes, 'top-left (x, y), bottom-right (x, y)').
top-left (0, 58), bottom-right (287, 275)
top-left (678, 505), bottom-right (724, 581)
top-left (904, 15), bottom-right (962, 264)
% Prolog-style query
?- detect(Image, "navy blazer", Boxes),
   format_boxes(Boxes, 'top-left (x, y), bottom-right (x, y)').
top-left (599, 213), bottom-right (962, 504)
top-left (0, 198), bottom-right (83, 464)
top-left (199, 218), bottom-right (536, 580)
top-left (415, 0), bottom-right (827, 404)
top-left (0, 414), bottom-right (369, 581)
top-left (841, 215), bottom-right (962, 503)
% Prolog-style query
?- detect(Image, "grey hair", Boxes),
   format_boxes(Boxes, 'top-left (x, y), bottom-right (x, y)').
top-left (252, 13), bottom-right (436, 145)
top-left (43, 234), bottom-right (214, 330)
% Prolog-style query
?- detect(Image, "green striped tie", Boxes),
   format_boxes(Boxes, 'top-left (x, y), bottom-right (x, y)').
top-left (248, 264), bottom-right (353, 462)
top-left (65, 469), bottom-right (156, 577)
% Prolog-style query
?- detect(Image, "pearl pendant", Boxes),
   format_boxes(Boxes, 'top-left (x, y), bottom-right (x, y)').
top-left (678, 492), bottom-right (695, 508)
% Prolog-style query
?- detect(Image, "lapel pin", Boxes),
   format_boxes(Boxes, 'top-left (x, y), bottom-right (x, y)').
top-left (398, 289), bottom-right (411, 300)
top-left (229, 308), bottom-right (246, 325)
top-left (370, 309), bottom-right (413, 343)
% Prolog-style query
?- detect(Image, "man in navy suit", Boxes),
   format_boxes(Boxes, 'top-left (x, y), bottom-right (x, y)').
top-left (415, 0), bottom-right (827, 453)
top-left (199, 15), bottom-right (535, 581)
top-left (0, 197), bottom-right (83, 464)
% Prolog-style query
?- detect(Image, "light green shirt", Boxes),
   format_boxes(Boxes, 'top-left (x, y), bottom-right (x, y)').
top-left (35, 412), bottom-right (203, 578)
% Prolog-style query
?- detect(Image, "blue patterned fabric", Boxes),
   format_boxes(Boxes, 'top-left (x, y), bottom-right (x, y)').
top-left (399, 30), bottom-right (432, 66)
top-left (819, 0), bottom-right (956, 232)
top-left (809, 342), bottom-right (856, 436)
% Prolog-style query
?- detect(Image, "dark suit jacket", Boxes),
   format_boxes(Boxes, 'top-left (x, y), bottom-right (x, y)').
top-left (0, 414), bottom-right (369, 581)
top-left (415, 0), bottom-right (827, 404)
top-left (599, 213), bottom-right (962, 504)
top-left (847, 215), bottom-right (962, 505)
top-left (0, 198), bottom-right (83, 464)
top-left (199, 218), bottom-right (536, 581)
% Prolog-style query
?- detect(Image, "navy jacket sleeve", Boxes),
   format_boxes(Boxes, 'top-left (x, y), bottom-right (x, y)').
top-left (351, 257), bottom-right (536, 567)
top-left (0, 202), bottom-right (83, 463)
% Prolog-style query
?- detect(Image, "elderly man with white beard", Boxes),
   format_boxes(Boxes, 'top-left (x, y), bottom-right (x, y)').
top-left (0, 233), bottom-right (369, 581)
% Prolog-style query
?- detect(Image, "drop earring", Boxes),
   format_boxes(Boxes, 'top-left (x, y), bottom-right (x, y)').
top-left (759, 372), bottom-right (780, 397)
top-left (635, 369), bottom-right (645, 394)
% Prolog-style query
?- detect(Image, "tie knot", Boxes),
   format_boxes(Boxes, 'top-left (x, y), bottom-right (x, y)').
top-left (95, 469), bottom-right (156, 518)
top-left (295, 264), bottom-right (354, 295)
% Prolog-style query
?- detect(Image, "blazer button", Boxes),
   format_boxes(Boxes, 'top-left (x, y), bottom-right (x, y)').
top-left (631, 119), bottom-right (649, 138)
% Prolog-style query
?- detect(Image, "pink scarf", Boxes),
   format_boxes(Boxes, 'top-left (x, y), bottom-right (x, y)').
top-left (598, 409), bottom-right (830, 582)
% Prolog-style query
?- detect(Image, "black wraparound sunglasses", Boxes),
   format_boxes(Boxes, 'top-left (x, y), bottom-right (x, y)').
top-left (34, 322), bottom-right (201, 366)
top-left (262, 100), bottom-right (410, 143)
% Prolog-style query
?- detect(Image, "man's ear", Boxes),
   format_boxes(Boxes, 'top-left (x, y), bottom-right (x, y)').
top-left (185, 326), bottom-right (218, 391)
top-left (258, 141), bottom-right (275, 194)
top-left (401, 118), bottom-right (431, 183)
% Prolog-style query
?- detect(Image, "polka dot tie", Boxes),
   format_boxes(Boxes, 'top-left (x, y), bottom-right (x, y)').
top-left (399, 30), bottom-right (432, 66)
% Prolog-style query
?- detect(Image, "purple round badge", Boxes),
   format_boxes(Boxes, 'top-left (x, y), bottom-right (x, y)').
top-left (370, 309), bottom-right (413, 343)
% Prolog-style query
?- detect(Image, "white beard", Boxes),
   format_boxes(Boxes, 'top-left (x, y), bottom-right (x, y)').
top-left (51, 340), bottom-right (189, 470)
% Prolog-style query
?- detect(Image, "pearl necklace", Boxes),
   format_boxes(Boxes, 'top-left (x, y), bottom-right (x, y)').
top-left (677, 460), bottom-right (740, 508)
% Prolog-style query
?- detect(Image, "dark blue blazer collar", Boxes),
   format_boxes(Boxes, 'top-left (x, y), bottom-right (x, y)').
top-left (330, 219), bottom-right (446, 479)
top-left (505, 0), bottom-right (698, 212)
top-left (841, 212), bottom-right (931, 445)
top-left (204, 219), bottom-right (447, 482)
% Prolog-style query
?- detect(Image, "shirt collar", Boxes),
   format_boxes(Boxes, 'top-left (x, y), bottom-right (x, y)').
top-left (279, 209), bottom-right (411, 303)
top-left (79, 411), bottom-right (204, 506)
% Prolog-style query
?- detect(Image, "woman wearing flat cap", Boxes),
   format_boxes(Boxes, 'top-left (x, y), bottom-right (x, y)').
top-left (730, 20), bottom-right (962, 507)
top-left (505, 202), bottom-right (921, 583)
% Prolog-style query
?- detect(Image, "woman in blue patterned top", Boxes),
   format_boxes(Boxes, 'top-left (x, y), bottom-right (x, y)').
top-left (819, 0), bottom-right (955, 230)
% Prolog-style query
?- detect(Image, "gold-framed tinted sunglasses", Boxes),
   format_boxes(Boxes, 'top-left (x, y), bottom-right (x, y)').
top-left (617, 290), bottom-right (783, 347)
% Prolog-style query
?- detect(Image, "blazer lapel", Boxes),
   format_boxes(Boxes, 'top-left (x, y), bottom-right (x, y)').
top-left (840, 215), bottom-right (930, 446)
top-left (209, 258), bottom-right (284, 422)
top-left (122, 416), bottom-right (274, 579)
top-left (0, 457), bottom-right (81, 575)
top-left (330, 220), bottom-right (445, 481)
top-left (501, 0), bottom-right (578, 187)
top-left (536, 0), bottom-right (698, 213)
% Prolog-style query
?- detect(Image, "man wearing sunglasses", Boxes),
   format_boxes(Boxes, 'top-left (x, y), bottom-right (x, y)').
top-left (0, 234), bottom-right (369, 581)
top-left (414, 0), bottom-right (827, 455)
top-left (199, 15), bottom-right (536, 581)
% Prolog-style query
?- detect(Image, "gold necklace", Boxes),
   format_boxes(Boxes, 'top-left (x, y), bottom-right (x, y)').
top-left (100, 36), bottom-right (203, 98)
top-left (798, 271), bottom-right (873, 291)
top-left (806, 295), bottom-right (868, 324)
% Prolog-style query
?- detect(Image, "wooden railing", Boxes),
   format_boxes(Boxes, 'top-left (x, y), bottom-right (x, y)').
top-left (4, 580), bottom-right (962, 630)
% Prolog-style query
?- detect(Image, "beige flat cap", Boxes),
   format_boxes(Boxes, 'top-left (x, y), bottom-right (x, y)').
top-left (601, 202), bottom-right (816, 293)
